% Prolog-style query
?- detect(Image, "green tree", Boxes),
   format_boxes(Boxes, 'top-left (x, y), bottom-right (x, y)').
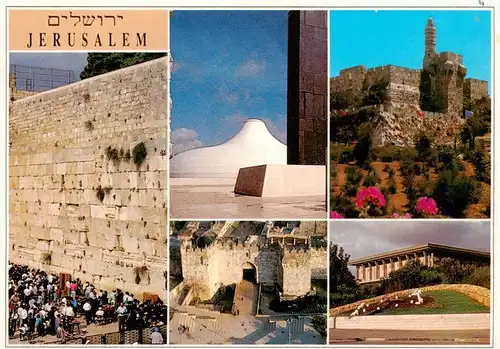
top-left (353, 127), bottom-right (373, 167)
top-left (329, 244), bottom-right (357, 307)
top-left (80, 53), bottom-right (168, 79)
top-left (414, 132), bottom-right (433, 161)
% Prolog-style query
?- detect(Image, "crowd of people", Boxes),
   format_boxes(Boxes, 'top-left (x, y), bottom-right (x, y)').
top-left (8, 264), bottom-right (167, 344)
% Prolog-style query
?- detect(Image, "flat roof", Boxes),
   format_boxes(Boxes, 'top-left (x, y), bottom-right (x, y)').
top-left (349, 243), bottom-right (490, 265)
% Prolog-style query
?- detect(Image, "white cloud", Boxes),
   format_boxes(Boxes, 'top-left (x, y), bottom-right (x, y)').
top-left (235, 59), bottom-right (266, 78)
top-left (171, 128), bottom-right (203, 155)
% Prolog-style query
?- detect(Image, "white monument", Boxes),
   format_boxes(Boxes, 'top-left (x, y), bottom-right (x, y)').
top-left (170, 118), bottom-right (286, 180)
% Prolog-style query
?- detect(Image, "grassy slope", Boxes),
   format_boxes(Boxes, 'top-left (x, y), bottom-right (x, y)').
top-left (330, 284), bottom-right (490, 316)
top-left (378, 290), bottom-right (489, 315)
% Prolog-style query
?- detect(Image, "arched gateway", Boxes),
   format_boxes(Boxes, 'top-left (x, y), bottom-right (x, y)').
top-left (241, 262), bottom-right (257, 283)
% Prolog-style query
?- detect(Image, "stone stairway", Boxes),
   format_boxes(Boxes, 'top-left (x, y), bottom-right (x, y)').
top-left (234, 280), bottom-right (258, 315)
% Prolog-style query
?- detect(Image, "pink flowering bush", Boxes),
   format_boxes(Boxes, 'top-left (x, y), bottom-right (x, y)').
top-left (355, 187), bottom-right (386, 217)
top-left (415, 197), bottom-right (438, 216)
top-left (391, 212), bottom-right (412, 219)
top-left (330, 211), bottom-right (344, 219)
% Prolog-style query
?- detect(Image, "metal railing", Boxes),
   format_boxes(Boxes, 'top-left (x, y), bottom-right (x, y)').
top-left (9, 64), bottom-right (76, 92)
top-left (41, 323), bottom-right (167, 345)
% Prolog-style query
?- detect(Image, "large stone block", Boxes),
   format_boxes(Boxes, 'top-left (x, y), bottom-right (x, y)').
top-left (234, 164), bottom-right (326, 197)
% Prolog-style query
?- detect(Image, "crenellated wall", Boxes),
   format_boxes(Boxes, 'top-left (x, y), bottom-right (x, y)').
top-left (9, 57), bottom-right (169, 299)
top-left (179, 236), bottom-right (327, 301)
top-left (330, 26), bottom-right (489, 147)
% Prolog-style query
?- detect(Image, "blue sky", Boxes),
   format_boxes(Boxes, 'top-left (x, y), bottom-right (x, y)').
top-left (170, 10), bottom-right (288, 153)
top-left (329, 10), bottom-right (491, 93)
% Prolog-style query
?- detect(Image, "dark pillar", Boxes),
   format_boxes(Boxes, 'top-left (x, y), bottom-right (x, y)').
top-left (287, 11), bottom-right (327, 165)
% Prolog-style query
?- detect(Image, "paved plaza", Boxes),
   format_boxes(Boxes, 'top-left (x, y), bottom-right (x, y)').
top-left (170, 180), bottom-right (326, 219)
top-left (169, 306), bottom-right (325, 345)
top-left (9, 319), bottom-right (120, 345)
top-left (329, 329), bottom-right (490, 345)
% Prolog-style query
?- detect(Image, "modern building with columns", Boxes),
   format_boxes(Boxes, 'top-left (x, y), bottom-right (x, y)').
top-left (349, 243), bottom-right (490, 284)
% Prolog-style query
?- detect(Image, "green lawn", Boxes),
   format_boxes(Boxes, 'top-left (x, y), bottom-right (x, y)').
top-left (378, 290), bottom-right (489, 315)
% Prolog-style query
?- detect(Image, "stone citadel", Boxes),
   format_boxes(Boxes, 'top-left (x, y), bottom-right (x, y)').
top-left (170, 221), bottom-right (327, 302)
top-left (330, 17), bottom-right (490, 146)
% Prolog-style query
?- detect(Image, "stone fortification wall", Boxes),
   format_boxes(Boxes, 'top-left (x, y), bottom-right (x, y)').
top-left (372, 102), bottom-right (463, 147)
top-left (330, 65), bottom-right (421, 106)
top-left (9, 73), bottom-right (39, 101)
top-left (9, 58), bottom-right (169, 298)
top-left (309, 247), bottom-right (327, 279)
top-left (299, 221), bottom-right (327, 237)
top-left (464, 78), bottom-right (489, 102)
top-left (180, 235), bottom-right (326, 300)
top-left (181, 240), bottom-right (281, 299)
top-left (282, 248), bottom-right (311, 296)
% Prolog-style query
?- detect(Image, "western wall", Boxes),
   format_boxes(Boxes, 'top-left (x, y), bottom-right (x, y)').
top-left (9, 57), bottom-right (169, 299)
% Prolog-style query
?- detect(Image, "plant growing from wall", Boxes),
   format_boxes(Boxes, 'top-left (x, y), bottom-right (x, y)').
top-left (124, 150), bottom-right (132, 162)
top-left (95, 185), bottom-right (113, 202)
top-left (41, 252), bottom-right (52, 265)
top-left (133, 265), bottom-right (150, 285)
top-left (84, 120), bottom-right (94, 131)
top-left (132, 142), bottom-right (148, 168)
top-left (105, 146), bottom-right (121, 166)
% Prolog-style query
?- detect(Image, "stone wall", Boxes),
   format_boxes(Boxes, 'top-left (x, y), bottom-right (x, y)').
top-left (372, 102), bottom-right (463, 146)
top-left (282, 249), bottom-right (311, 296)
top-left (309, 247), bottom-right (327, 279)
top-left (9, 57), bottom-right (169, 299)
top-left (464, 78), bottom-right (489, 102)
top-left (299, 220), bottom-right (327, 237)
top-left (330, 65), bottom-right (421, 106)
top-left (180, 235), bottom-right (326, 300)
top-left (9, 73), bottom-right (39, 101)
top-left (181, 240), bottom-right (282, 300)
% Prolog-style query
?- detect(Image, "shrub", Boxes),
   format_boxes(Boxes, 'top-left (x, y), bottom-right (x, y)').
top-left (438, 258), bottom-right (470, 284)
top-left (331, 144), bottom-right (353, 163)
top-left (330, 194), bottom-right (358, 218)
top-left (132, 142), bottom-right (148, 167)
top-left (387, 178), bottom-right (397, 194)
top-left (372, 145), bottom-right (399, 162)
top-left (471, 149), bottom-right (490, 183)
top-left (420, 269), bottom-right (444, 285)
top-left (311, 315), bottom-right (327, 338)
top-left (433, 171), bottom-right (481, 217)
top-left (342, 183), bottom-right (358, 197)
top-left (353, 128), bottom-right (373, 167)
top-left (398, 147), bottom-right (417, 162)
top-left (388, 167), bottom-right (395, 178)
top-left (339, 150), bottom-right (354, 164)
top-left (463, 266), bottom-right (490, 289)
top-left (414, 132), bottom-right (433, 160)
top-left (331, 166), bottom-right (338, 182)
top-left (345, 167), bottom-right (363, 185)
top-left (437, 146), bottom-right (455, 166)
top-left (400, 160), bottom-right (416, 193)
top-left (363, 171), bottom-right (378, 187)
